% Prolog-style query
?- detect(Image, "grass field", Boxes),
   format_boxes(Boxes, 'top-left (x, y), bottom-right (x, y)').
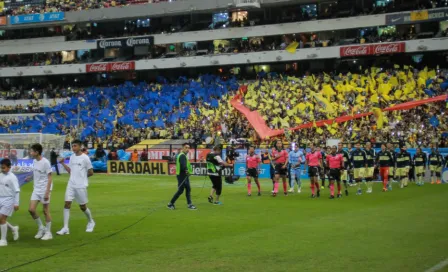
top-left (1, 174), bottom-right (448, 272)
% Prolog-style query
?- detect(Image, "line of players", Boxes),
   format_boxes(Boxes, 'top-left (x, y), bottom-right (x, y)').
top-left (0, 140), bottom-right (95, 246)
top-left (245, 141), bottom-right (446, 198)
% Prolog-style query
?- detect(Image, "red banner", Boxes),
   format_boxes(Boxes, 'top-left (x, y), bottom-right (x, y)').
top-left (125, 148), bottom-right (211, 162)
top-left (86, 61), bottom-right (135, 73)
top-left (231, 92), bottom-right (447, 139)
top-left (169, 163), bottom-right (176, 175)
top-left (110, 61), bottom-right (135, 72)
top-left (340, 42), bottom-right (405, 57)
top-left (86, 63), bottom-right (109, 73)
top-left (340, 44), bottom-right (371, 57)
top-left (371, 42), bottom-right (405, 55)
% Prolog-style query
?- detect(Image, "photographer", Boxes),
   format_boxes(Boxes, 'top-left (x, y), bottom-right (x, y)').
top-left (207, 146), bottom-right (233, 205)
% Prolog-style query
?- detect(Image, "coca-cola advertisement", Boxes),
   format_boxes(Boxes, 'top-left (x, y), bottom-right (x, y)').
top-left (86, 62), bottom-right (135, 73)
top-left (340, 42), bottom-right (405, 57)
top-left (371, 42), bottom-right (405, 55)
top-left (339, 45), bottom-right (371, 57)
top-left (109, 61), bottom-right (135, 72)
top-left (86, 63), bottom-right (109, 73)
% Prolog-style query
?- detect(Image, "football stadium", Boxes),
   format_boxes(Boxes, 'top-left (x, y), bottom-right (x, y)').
top-left (0, 0), bottom-right (448, 271)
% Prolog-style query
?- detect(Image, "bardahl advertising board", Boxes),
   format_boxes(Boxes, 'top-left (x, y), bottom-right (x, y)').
top-left (108, 161), bottom-right (168, 175)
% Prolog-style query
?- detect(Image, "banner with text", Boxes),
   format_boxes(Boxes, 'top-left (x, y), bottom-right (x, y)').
top-left (97, 36), bottom-right (154, 49)
top-left (340, 42), bottom-right (405, 57)
top-left (86, 61), bottom-right (135, 73)
top-left (190, 162), bottom-right (233, 177)
top-left (386, 8), bottom-right (448, 25)
top-left (107, 160), bottom-right (168, 175)
top-left (10, 12), bottom-right (65, 25)
top-left (132, 149), bottom-right (211, 161)
top-left (0, 149), bottom-right (25, 159)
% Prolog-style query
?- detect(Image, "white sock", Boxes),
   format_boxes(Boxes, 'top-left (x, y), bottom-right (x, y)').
top-left (63, 209), bottom-right (70, 229)
top-left (84, 208), bottom-right (93, 223)
top-left (35, 217), bottom-right (43, 229)
top-left (0, 223), bottom-right (7, 241)
top-left (46, 222), bottom-right (52, 233)
top-left (6, 222), bottom-right (14, 230)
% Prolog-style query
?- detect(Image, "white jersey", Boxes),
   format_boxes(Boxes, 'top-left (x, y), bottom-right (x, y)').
top-left (0, 172), bottom-right (20, 199)
top-left (33, 157), bottom-right (53, 194)
top-left (68, 153), bottom-right (93, 189)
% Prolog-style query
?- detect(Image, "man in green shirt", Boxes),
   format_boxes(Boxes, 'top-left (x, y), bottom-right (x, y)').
top-left (167, 143), bottom-right (197, 210)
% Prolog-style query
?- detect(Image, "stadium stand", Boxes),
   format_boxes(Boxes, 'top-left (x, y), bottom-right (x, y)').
top-left (0, 0), bottom-right (446, 151)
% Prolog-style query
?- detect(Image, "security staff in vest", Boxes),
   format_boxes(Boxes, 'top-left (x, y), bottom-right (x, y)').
top-left (207, 146), bottom-right (233, 205)
top-left (167, 143), bottom-right (197, 210)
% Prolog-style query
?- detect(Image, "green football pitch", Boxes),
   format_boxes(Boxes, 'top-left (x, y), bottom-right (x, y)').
top-left (1, 174), bottom-right (448, 272)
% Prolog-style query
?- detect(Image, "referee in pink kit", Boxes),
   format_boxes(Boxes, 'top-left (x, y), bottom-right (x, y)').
top-left (246, 146), bottom-right (261, 196)
top-left (305, 143), bottom-right (323, 198)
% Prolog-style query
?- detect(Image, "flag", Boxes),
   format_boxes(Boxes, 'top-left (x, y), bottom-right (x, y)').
top-left (285, 42), bottom-right (299, 53)
top-left (372, 107), bottom-right (384, 129)
top-left (430, 116), bottom-right (439, 127)
top-left (312, 93), bottom-right (335, 113)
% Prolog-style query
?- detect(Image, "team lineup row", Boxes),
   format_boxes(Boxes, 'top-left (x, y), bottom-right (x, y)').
top-left (0, 140), bottom-right (95, 247)
top-left (247, 141), bottom-right (444, 198)
top-left (166, 141), bottom-right (446, 211)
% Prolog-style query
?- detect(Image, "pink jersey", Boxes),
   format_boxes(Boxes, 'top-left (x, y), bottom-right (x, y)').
top-left (271, 148), bottom-right (288, 164)
top-left (306, 151), bottom-right (322, 167)
top-left (246, 154), bottom-right (261, 168)
top-left (326, 153), bottom-right (343, 169)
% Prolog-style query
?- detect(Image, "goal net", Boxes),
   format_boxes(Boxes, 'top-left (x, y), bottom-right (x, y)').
top-left (0, 133), bottom-right (66, 160)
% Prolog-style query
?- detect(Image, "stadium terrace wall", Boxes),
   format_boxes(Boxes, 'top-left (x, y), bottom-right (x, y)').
top-left (0, 38), bottom-right (446, 78)
top-left (0, 13), bottom-right (386, 55)
top-left (0, 40), bottom-right (96, 55)
top-left (0, 0), bottom-right (383, 29)
top-left (0, 0), bottom-right (236, 29)
top-left (0, 98), bottom-right (68, 107)
top-left (2, 7), bottom-right (447, 55)
top-left (0, 36), bottom-right (65, 48)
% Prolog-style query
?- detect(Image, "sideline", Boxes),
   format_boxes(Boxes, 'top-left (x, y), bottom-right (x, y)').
top-left (425, 258), bottom-right (448, 272)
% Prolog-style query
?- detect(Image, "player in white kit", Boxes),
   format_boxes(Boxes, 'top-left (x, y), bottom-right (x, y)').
top-left (0, 159), bottom-right (20, 246)
top-left (57, 139), bottom-right (95, 235)
top-left (28, 143), bottom-right (53, 241)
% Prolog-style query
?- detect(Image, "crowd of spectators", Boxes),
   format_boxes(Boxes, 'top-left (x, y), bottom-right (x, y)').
top-left (0, 25), bottom-right (433, 70)
top-left (0, 52), bottom-right (72, 68)
top-left (270, 102), bottom-right (448, 149)
top-left (0, 86), bottom-right (76, 101)
top-left (0, 102), bottom-right (43, 114)
top-left (1, 0), bottom-right (174, 16)
top-left (0, 66), bottom-right (447, 149)
top-left (243, 67), bottom-right (446, 129)
top-left (0, 0), bottom-right (443, 42)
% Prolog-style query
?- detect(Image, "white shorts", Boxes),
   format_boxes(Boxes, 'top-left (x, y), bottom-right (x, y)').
top-left (31, 191), bottom-right (51, 204)
top-left (0, 197), bottom-right (15, 217)
top-left (65, 187), bottom-right (88, 205)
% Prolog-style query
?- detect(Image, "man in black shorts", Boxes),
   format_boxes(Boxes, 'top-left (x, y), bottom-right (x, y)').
top-left (206, 146), bottom-right (233, 205)
top-left (271, 141), bottom-right (289, 196)
top-left (326, 146), bottom-right (344, 199)
top-left (246, 146), bottom-right (261, 196)
top-left (305, 143), bottom-right (323, 198)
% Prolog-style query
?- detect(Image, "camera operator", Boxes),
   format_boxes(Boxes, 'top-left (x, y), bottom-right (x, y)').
top-left (226, 146), bottom-right (239, 164)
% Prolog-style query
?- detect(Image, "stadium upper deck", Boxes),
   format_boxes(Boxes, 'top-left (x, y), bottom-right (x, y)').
top-left (0, 0), bottom-right (445, 78)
